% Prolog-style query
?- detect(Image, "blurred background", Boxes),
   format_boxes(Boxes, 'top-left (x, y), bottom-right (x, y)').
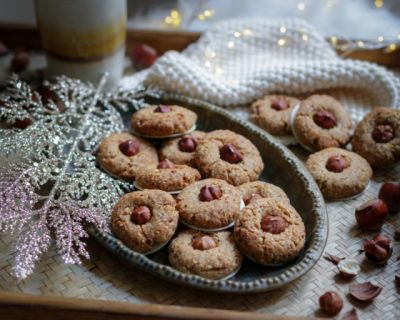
top-left (1, 0), bottom-right (399, 41)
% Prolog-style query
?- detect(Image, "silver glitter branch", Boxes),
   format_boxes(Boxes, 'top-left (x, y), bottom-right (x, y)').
top-left (0, 75), bottom-right (136, 279)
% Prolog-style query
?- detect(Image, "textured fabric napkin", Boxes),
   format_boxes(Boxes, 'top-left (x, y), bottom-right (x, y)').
top-left (120, 18), bottom-right (400, 119)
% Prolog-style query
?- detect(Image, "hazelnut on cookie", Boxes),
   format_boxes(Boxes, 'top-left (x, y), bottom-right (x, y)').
top-left (291, 95), bottom-right (353, 151)
top-left (131, 104), bottom-right (197, 137)
top-left (238, 181), bottom-right (290, 206)
top-left (306, 147), bottom-right (372, 200)
top-left (111, 190), bottom-right (179, 254)
top-left (194, 130), bottom-right (264, 186)
top-left (352, 107), bottom-right (400, 168)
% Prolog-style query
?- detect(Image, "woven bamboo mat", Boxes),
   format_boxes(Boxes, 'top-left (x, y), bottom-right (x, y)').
top-left (1, 71), bottom-right (400, 319)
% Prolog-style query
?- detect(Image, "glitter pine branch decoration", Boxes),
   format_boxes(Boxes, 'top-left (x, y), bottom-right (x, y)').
top-left (0, 74), bottom-right (135, 279)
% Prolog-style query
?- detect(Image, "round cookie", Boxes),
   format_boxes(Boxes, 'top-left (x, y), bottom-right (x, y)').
top-left (97, 132), bottom-right (158, 181)
top-left (352, 107), bottom-right (400, 168)
top-left (160, 131), bottom-right (206, 166)
top-left (131, 104), bottom-right (197, 137)
top-left (194, 130), bottom-right (264, 186)
top-left (234, 198), bottom-right (306, 266)
top-left (305, 147), bottom-right (372, 200)
top-left (291, 95), bottom-right (353, 151)
top-left (177, 178), bottom-right (242, 230)
top-left (168, 229), bottom-right (243, 280)
top-left (250, 94), bottom-right (300, 135)
top-left (135, 159), bottom-right (201, 192)
top-left (238, 181), bottom-right (290, 206)
top-left (111, 190), bottom-right (179, 254)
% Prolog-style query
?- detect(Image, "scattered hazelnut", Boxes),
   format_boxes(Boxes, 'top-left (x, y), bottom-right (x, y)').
top-left (119, 140), bottom-right (140, 157)
top-left (371, 124), bottom-right (394, 143)
top-left (178, 137), bottom-right (197, 152)
top-left (325, 155), bottom-right (350, 173)
top-left (157, 159), bottom-right (175, 169)
top-left (219, 144), bottom-right (243, 164)
top-left (271, 99), bottom-right (289, 111)
top-left (349, 282), bottom-right (382, 302)
top-left (11, 50), bottom-right (30, 73)
top-left (243, 193), bottom-right (263, 205)
top-left (192, 235), bottom-right (217, 250)
top-left (261, 216), bottom-right (286, 234)
top-left (313, 110), bottom-right (337, 129)
top-left (130, 43), bottom-right (158, 70)
top-left (319, 291), bottom-right (343, 315)
top-left (363, 234), bottom-right (392, 264)
top-left (154, 104), bottom-right (171, 113)
top-left (378, 181), bottom-right (400, 214)
top-left (337, 258), bottom-right (360, 278)
top-left (341, 309), bottom-right (359, 320)
top-left (394, 229), bottom-right (400, 241)
top-left (131, 206), bottom-right (152, 225)
top-left (355, 199), bottom-right (388, 230)
top-left (324, 253), bottom-right (344, 265)
top-left (199, 186), bottom-right (223, 202)
top-left (0, 41), bottom-right (9, 56)
top-left (13, 117), bottom-right (32, 129)
top-left (395, 275), bottom-right (400, 287)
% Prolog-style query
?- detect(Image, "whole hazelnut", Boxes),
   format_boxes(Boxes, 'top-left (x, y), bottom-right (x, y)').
top-left (157, 159), bottom-right (175, 169)
top-left (271, 99), bottom-right (289, 111)
top-left (220, 144), bottom-right (243, 164)
top-left (319, 291), bottom-right (343, 315)
top-left (378, 181), bottom-right (400, 213)
top-left (325, 155), bottom-right (350, 173)
top-left (131, 206), bottom-right (152, 225)
top-left (192, 235), bottom-right (217, 250)
top-left (178, 137), bottom-right (197, 153)
top-left (154, 104), bottom-right (171, 113)
top-left (313, 111), bottom-right (337, 129)
top-left (371, 124), bottom-right (394, 143)
top-left (199, 186), bottom-right (223, 202)
top-left (243, 193), bottom-right (263, 205)
top-left (261, 216), bottom-right (286, 234)
top-left (355, 199), bottom-right (388, 230)
top-left (363, 234), bottom-right (392, 264)
top-left (337, 258), bottom-right (360, 278)
top-left (119, 140), bottom-right (140, 157)
top-left (11, 50), bottom-right (30, 73)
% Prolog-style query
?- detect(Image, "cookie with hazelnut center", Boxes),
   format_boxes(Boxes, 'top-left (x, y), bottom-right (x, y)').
top-left (238, 181), bottom-right (290, 206)
top-left (250, 94), bottom-right (300, 135)
top-left (352, 107), bottom-right (400, 168)
top-left (168, 229), bottom-right (243, 280)
top-left (131, 104), bottom-right (197, 137)
top-left (160, 131), bottom-right (206, 166)
top-left (291, 95), bottom-right (353, 151)
top-left (305, 147), bottom-right (372, 200)
top-left (111, 190), bottom-right (179, 254)
top-left (234, 198), bottom-right (305, 266)
top-left (194, 130), bottom-right (264, 186)
top-left (135, 159), bottom-right (201, 192)
top-left (97, 132), bottom-right (158, 181)
top-left (177, 178), bottom-right (242, 230)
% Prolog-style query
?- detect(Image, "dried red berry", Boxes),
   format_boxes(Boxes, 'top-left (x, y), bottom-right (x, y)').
top-left (178, 137), bottom-right (197, 152)
top-left (271, 99), bottom-right (289, 111)
top-left (319, 291), bottom-right (343, 315)
top-left (220, 144), bottom-right (243, 164)
top-left (313, 111), bottom-right (337, 129)
top-left (326, 155), bottom-right (350, 173)
top-left (261, 216), bottom-right (286, 234)
top-left (349, 282), bottom-right (382, 302)
top-left (131, 206), bottom-right (152, 225)
top-left (372, 124), bottom-right (394, 143)
top-left (154, 104), bottom-right (171, 113)
top-left (131, 43), bottom-right (158, 70)
top-left (157, 159), bottom-right (175, 169)
top-left (119, 140), bottom-right (140, 157)
top-left (199, 186), bottom-right (223, 202)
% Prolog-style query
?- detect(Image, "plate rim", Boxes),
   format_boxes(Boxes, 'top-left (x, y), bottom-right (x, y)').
top-left (90, 92), bottom-right (328, 293)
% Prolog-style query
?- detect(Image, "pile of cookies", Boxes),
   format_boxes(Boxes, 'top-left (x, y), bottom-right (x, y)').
top-left (251, 94), bottom-right (400, 200)
top-left (97, 104), bottom-right (306, 280)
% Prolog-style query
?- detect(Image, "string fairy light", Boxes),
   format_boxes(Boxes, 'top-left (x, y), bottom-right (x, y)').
top-left (297, 2), bottom-right (305, 11)
top-left (280, 26), bottom-right (287, 33)
top-left (278, 38), bottom-right (287, 46)
top-left (198, 9), bottom-right (215, 21)
top-left (164, 9), bottom-right (181, 27)
top-left (374, 0), bottom-right (384, 8)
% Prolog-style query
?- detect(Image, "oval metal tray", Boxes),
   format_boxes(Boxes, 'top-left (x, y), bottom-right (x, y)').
top-left (89, 93), bottom-right (328, 293)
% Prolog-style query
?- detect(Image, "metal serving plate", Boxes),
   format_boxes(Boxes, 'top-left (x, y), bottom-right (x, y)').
top-left (89, 92), bottom-right (328, 293)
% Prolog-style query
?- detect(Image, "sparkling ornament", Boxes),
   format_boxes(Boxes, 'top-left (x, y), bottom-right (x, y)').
top-left (0, 74), bottom-right (139, 279)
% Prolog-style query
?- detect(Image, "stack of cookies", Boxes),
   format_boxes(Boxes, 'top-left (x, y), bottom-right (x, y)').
top-left (250, 94), bottom-right (399, 200)
top-left (97, 103), bottom-right (306, 280)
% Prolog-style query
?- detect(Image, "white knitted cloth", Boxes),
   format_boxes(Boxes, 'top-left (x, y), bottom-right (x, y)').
top-left (120, 19), bottom-right (400, 119)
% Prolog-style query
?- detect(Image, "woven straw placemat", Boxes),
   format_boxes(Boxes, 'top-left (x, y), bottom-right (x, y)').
top-left (1, 81), bottom-right (400, 320)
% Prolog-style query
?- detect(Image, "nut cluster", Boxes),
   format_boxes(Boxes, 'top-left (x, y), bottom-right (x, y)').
top-left (199, 185), bottom-right (223, 202)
